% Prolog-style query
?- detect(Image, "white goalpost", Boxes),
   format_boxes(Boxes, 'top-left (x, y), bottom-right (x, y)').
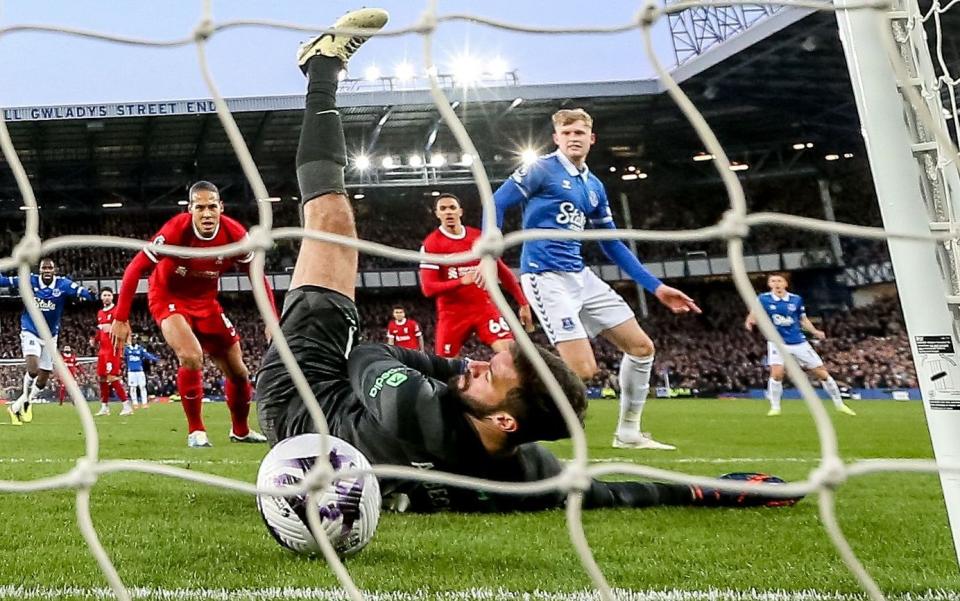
top-left (835, 0), bottom-right (960, 563)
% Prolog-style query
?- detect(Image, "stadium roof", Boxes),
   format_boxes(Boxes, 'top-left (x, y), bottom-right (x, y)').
top-left (0, 8), bottom-right (952, 212)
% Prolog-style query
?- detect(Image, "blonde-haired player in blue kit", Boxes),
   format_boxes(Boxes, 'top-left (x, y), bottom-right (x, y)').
top-left (744, 273), bottom-right (857, 417)
top-left (494, 108), bottom-right (701, 451)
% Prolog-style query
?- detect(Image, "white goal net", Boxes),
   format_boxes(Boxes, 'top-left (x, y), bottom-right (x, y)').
top-left (0, 1), bottom-right (958, 601)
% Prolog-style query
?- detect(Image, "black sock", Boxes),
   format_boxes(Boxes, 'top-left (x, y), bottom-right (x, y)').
top-left (305, 55), bottom-right (342, 108)
top-left (296, 56), bottom-right (346, 202)
top-left (584, 481), bottom-right (693, 509)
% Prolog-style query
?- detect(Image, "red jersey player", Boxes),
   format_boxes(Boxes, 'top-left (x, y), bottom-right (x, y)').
top-left (111, 180), bottom-right (277, 448)
top-left (58, 345), bottom-right (80, 406)
top-left (419, 193), bottom-right (532, 358)
top-left (385, 306), bottom-right (424, 351)
top-left (93, 288), bottom-right (131, 416)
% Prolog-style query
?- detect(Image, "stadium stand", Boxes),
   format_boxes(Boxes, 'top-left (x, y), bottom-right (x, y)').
top-left (0, 284), bottom-right (914, 400)
top-left (0, 163), bottom-right (898, 402)
top-left (0, 170), bottom-right (890, 276)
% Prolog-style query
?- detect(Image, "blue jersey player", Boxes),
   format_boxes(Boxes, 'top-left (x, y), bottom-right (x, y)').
top-left (0, 258), bottom-right (95, 425)
top-left (494, 108), bottom-right (701, 451)
top-left (744, 273), bottom-right (856, 417)
top-left (124, 334), bottom-right (159, 409)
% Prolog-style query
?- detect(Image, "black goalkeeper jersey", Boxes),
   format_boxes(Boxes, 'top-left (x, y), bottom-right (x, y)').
top-left (257, 286), bottom-right (678, 513)
top-left (255, 287), bottom-right (570, 512)
top-left (347, 344), bottom-right (575, 512)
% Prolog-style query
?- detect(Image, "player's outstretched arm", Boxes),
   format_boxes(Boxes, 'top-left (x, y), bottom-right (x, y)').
top-left (800, 315), bottom-right (825, 339)
top-left (64, 278), bottom-right (94, 302)
top-left (0, 274), bottom-right (17, 288)
top-left (114, 252), bottom-right (157, 322)
top-left (236, 260), bottom-right (279, 338)
top-left (347, 344), bottom-right (465, 426)
top-left (594, 227), bottom-right (661, 293)
top-left (653, 284), bottom-right (701, 315)
top-left (494, 259), bottom-right (534, 332)
top-left (111, 251), bottom-right (157, 350)
top-left (492, 182), bottom-right (523, 231)
top-left (495, 259), bottom-right (525, 305)
top-left (589, 189), bottom-right (699, 314)
top-left (595, 231), bottom-right (701, 314)
top-left (349, 344), bottom-right (464, 384)
top-left (585, 474), bottom-right (802, 509)
top-left (491, 163), bottom-right (544, 231)
top-left (744, 311), bottom-right (756, 331)
top-left (419, 265), bottom-right (462, 298)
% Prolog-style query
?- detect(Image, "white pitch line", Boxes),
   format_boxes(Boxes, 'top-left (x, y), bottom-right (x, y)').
top-left (1, 587), bottom-right (959, 601)
top-left (586, 457), bottom-right (823, 464)
top-left (0, 457), bottom-right (860, 466)
top-left (0, 458), bottom-right (256, 465)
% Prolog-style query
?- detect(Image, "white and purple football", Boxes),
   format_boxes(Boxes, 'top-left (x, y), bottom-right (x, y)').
top-left (256, 433), bottom-right (381, 556)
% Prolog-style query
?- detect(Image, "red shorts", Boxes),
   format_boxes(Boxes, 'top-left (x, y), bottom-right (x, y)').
top-left (435, 306), bottom-right (513, 358)
top-left (97, 351), bottom-right (122, 377)
top-left (149, 294), bottom-right (239, 356)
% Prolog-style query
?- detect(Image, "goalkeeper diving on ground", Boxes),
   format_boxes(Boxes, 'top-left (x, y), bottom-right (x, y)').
top-left (255, 7), bottom-right (803, 513)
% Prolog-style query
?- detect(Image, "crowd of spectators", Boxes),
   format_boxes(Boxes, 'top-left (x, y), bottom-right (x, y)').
top-left (0, 171), bottom-right (895, 279)
top-left (645, 290), bottom-right (914, 393)
top-left (399, 287), bottom-right (917, 394)
top-left (0, 169), bottom-right (904, 400)
top-left (0, 282), bottom-right (916, 401)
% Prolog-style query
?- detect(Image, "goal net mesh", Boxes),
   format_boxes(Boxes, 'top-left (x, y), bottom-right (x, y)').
top-left (0, 1), bottom-right (957, 601)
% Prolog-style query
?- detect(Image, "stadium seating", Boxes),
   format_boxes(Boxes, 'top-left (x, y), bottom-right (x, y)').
top-left (0, 173), bottom-right (892, 280)
top-left (0, 170), bottom-right (901, 400)
top-left (0, 286), bottom-right (915, 400)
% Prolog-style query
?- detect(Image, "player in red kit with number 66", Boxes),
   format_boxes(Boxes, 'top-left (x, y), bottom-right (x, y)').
top-left (419, 193), bottom-right (532, 358)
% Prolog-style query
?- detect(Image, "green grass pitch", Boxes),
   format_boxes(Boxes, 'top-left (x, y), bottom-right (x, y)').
top-left (0, 398), bottom-right (958, 599)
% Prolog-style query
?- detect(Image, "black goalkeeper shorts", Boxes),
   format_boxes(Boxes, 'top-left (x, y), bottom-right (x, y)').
top-left (255, 285), bottom-right (360, 446)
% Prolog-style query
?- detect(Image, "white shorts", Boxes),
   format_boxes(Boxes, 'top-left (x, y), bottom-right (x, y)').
top-left (521, 269), bottom-right (636, 344)
top-left (20, 331), bottom-right (58, 371)
top-left (128, 371), bottom-right (146, 387)
top-left (767, 340), bottom-right (824, 370)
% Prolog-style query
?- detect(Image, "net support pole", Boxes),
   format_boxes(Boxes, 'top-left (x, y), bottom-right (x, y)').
top-left (835, 0), bottom-right (960, 564)
top-left (817, 178), bottom-right (845, 265)
top-left (619, 191), bottom-right (650, 318)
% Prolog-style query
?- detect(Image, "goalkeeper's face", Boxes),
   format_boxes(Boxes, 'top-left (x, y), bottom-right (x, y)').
top-left (452, 343), bottom-right (587, 443)
top-left (452, 351), bottom-right (521, 426)
top-left (189, 190), bottom-right (224, 237)
top-left (553, 120), bottom-right (595, 165)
